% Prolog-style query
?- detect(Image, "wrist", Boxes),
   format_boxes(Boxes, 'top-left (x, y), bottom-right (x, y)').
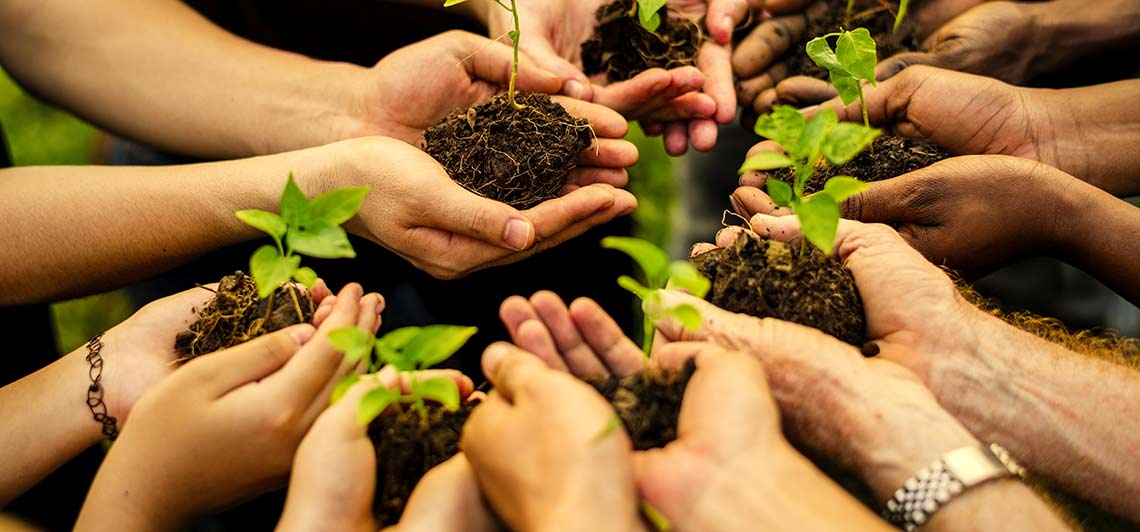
top-left (1027, 0), bottom-right (1140, 78)
top-left (254, 58), bottom-right (377, 155)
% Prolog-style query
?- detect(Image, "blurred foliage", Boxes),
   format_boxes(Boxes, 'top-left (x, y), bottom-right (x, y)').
top-left (0, 68), bottom-right (135, 353)
top-left (625, 122), bottom-right (674, 250)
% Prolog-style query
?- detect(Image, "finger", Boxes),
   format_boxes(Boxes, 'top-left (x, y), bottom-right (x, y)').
top-left (431, 180), bottom-right (536, 252)
top-left (715, 225), bottom-right (748, 248)
top-left (519, 38), bottom-right (593, 100)
top-left (731, 186), bottom-right (793, 217)
top-left (459, 32), bottom-right (563, 95)
top-left (736, 63), bottom-right (789, 106)
top-left (569, 168), bottom-right (629, 188)
top-left (875, 51), bottom-right (941, 82)
top-left (530, 291), bottom-right (611, 378)
top-left (751, 87), bottom-right (781, 115)
top-left (267, 283), bottom-right (364, 401)
top-left (309, 279), bottom-right (333, 305)
top-left (190, 325), bottom-right (314, 397)
top-left (732, 13), bottom-right (806, 78)
top-left (663, 122), bottom-right (689, 156)
top-left (688, 119), bottom-right (719, 152)
top-left (552, 96), bottom-right (629, 139)
top-left (577, 138), bottom-right (639, 169)
top-left (635, 91), bottom-right (719, 122)
top-left (641, 120), bottom-right (664, 136)
top-left (707, 0), bottom-right (750, 44)
top-left (592, 68), bottom-right (709, 119)
top-left (690, 242), bottom-right (717, 257)
top-left (316, 373), bottom-right (390, 436)
top-left (396, 454), bottom-right (497, 532)
top-left (774, 76), bottom-right (837, 107)
top-left (568, 297), bottom-right (645, 378)
top-left (514, 319), bottom-right (569, 372)
top-left (499, 295), bottom-right (542, 341)
top-left (648, 290), bottom-right (748, 344)
top-left (674, 347), bottom-right (778, 450)
top-left (311, 295), bottom-right (338, 328)
top-left (480, 342), bottom-right (552, 403)
top-left (698, 41), bottom-right (737, 124)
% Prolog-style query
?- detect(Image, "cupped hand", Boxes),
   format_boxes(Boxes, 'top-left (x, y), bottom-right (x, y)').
top-left (384, 455), bottom-right (501, 532)
top-left (461, 343), bottom-right (645, 532)
top-left (77, 284), bottom-right (382, 531)
top-left (326, 136), bottom-right (637, 280)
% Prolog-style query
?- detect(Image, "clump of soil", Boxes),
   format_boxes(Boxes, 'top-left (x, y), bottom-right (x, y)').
top-left (424, 92), bottom-right (592, 210)
top-left (590, 359), bottom-right (696, 450)
top-left (173, 271), bottom-right (314, 358)
top-left (786, 0), bottom-right (920, 80)
top-left (581, 0), bottom-right (702, 83)
top-left (692, 232), bottom-right (866, 346)
top-left (772, 136), bottom-right (951, 194)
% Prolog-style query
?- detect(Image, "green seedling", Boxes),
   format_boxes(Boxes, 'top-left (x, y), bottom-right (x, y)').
top-left (236, 173), bottom-right (368, 319)
top-left (739, 105), bottom-right (880, 253)
top-left (629, 0), bottom-right (668, 32)
top-left (328, 325), bottom-right (478, 425)
top-left (894, 0), bottom-right (910, 33)
top-left (805, 27), bottom-right (877, 128)
top-left (445, 0), bottom-right (525, 109)
top-left (601, 237), bottom-right (710, 355)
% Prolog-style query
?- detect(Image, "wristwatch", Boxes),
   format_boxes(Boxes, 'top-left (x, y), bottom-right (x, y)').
top-left (883, 443), bottom-right (1026, 531)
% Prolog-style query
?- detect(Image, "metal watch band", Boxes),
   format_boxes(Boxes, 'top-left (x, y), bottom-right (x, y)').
top-left (883, 443), bottom-right (1025, 531)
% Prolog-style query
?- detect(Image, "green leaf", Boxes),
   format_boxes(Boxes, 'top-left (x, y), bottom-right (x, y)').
top-left (591, 414), bottom-right (623, 444)
top-left (637, 0), bottom-right (667, 31)
top-left (291, 267), bottom-right (317, 288)
top-left (823, 122), bottom-right (881, 165)
top-left (666, 262), bottom-right (710, 299)
top-left (821, 176), bottom-right (868, 203)
top-left (328, 327), bottom-right (374, 364)
top-left (767, 178), bottom-right (793, 207)
top-left (309, 186), bottom-right (369, 226)
top-left (663, 304), bottom-right (703, 331)
top-left (795, 194), bottom-right (841, 254)
top-left (618, 275), bottom-right (655, 300)
top-left (602, 237), bottom-right (670, 289)
top-left (249, 245), bottom-right (300, 299)
top-left (330, 373), bottom-right (359, 404)
top-left (358, 386), bottom-right (399, 424)
top-left (797, 107), bottom-right (839, 165)
top-left (280, 173), bottom-right (310, 226)
top-left (894, 0), bottom-right (911, 33)
top-left (235, 210), bottom-right (287, 241)
top-left (508, 30), bottom-right (519, 42)
top-left (403, 325), bottom-right (478, 369)
top-left (829, 71), bottom-right (862, 106)
top-left (805, 35), bottom-right (845, 73)
top-left (287, 223), bottom-right (356, 259)
top-left (739, 151), bottom-right (794, 174)
top-left (753, 105), bottom-right (806, 147)
top-left (443, 0), bottom-right (469, 6)
top-left (411, 377), bottom-right (461, 411)
top-left (376, 327), bottom-right (423, 372)
top-left (836, 28), bottom-right (878, 84)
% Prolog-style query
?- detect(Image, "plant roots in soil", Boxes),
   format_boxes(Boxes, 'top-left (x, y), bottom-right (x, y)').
top-left (581, 0), bottom-right (702, 83)
top-left (590, 359), bottom-right (696, 450)
top-left (424, 92), bottom-right (592, 210)
top-left (786, 0), bottom-right (920, 80)
top-left (772, 136), bottom-right (951, 194)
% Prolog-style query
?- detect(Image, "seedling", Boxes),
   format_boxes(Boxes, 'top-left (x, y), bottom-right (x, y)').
top-left (445, 0), bottom-right (525, 109)
top-left (739, 105), bottom-right (880, 253)
top-left (894, 0), bottom-right (910, 33)
top-left (236, 173), bottom-right (368, 320)
top-left (328, 325), bottom-right (478, 425)
top-left (806, 27), bottom-right (877, 128)
top-left (629, 0), bottom-right (668, 32)
top-left (601, 237), bottom-right (710, 355)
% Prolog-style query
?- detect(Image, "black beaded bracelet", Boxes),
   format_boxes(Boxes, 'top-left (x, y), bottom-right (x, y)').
top-left (85, 333), bottom-right (119, 440)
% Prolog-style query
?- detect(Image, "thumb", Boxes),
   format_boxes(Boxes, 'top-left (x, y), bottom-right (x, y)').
top-left (520, 38), bottom-right (594, 100)
top-left (875, 51), bottom-right (942, 81)
top-left (461, 35), bottom-right (562, 94)
top-left (839, 177), bottom-right (916, 224)
top-left (190, 324), bottom-right (314, 397)
top-left (434, 181), bottom-right (535, 252)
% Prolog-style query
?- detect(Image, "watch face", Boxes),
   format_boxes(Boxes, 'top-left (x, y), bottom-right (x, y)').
top-left (943, 445), bottom-right (1011, 486)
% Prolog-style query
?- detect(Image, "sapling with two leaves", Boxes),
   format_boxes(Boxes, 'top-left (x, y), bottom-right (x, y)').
top-left (739, 105), bottom-right (880, 253)
top-left (806, 27), bottom-right (877, 128)
top-left (601, 237), bottom-right (710, 355)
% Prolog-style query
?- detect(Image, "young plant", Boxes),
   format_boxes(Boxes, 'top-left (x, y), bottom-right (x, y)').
top-left (328, 325), bottom-right (478, 425)
top-left (445, 0), bottom-right (525, 109)
top-left (236, 173), bottom-right (368, 320)
top-left (629, 0), bottom-right (668, 32)
top-left (601, 237), bottom-right (710, 355)
top-left (739, 105), bottom-right (880, 253)
top-left (805, 27), bottom-right (877, 128)
top-left (894, 0), bottom-right (910, 32)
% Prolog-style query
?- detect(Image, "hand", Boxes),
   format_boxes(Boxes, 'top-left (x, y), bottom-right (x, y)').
top-left (278, 372), bottom-right (479, 532)
top-left (76, 284), bottom-right (382, 531)
top-left (461, 343), bottom-right (645, 532)
top-left (315, 136), bottom-right (636, 280)
top-left (384, 455), bottom-right (501, 532)
top-left (735, 155), bottom-right (1095, 278)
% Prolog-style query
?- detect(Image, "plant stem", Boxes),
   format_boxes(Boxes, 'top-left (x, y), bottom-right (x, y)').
top-left (858, 88), bottom-right (870, 129)
top-left (641, 318), bottom-right (654, 357)
top-left (845, 0), bottom-right (856, 25)
top-left (507, 0), bottom-right (524, 110)
top-left (287, 284), bottom-right (305, 324)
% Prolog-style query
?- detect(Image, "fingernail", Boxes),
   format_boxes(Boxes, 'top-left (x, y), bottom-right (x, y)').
top-left (721, 16), bottom-right (733, 39)
top-left (483, 342), bottom-right (512, 376)
top-left (344, 283), bottom-right (363, 299)
top-left (290, 324), bottom-right (315, 345)
top-left (565, 80), bottom-right (585, 99)
top-left (502, 218), bottom-right (533, 251)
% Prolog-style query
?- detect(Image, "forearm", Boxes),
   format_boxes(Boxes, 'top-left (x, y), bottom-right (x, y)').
top-left (1057, 184), bottom-right (1140, 305)
top-left (931, 308), bottom-right (1140, 522)
top-left (0, 349), bottom-right (105, 506)
top-left (0, 145), bottom-right (337, 304)
top-left (0, 0), bottom-right (369, 158)
top-left (1028, 0), bottom-right (1140, 79)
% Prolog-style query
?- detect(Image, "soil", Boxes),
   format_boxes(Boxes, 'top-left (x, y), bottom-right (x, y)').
top-left (589, 359), bottom-right (696, 450)
top-left (424, 92), bottom-right (592, 210)
top-left (772, 136), bottom-right (951, 194)
top-left (785, 0), bottom-right (920, 80)
top-left (581, 0), bottom-right (702, 83)
top-left (173, 271), bottom-right (314, 359)
top-left (692, 231), bottom-right (866, 346)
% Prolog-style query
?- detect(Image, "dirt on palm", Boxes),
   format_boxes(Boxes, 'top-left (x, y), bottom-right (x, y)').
top-left (424, 92), bottom-right (592, 210)
top-left (589, 359), bottom-right (696, 450)
top-left (786, 0), bottom-right (920, 80)
top-left (581, 0), bottom-right (702, 83)
top-left (173, 271), bottom-right (314, 359)
top-left (771, 136), bottom-right (951, 194)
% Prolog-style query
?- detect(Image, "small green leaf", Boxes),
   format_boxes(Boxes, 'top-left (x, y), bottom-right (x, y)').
top-left (829, 72), bottom-right (862, 106)
top-left (280, 173), bottom-right (310, 226)
top-left (796, 194), bottom-right (841, 254)
top-left (235, 210), bottom-right (287, 241)
top-left (637, 0), bottom-right (666, 31)
top-left (508, 30), bottom-right (519, 42)
top-left (667, 262), bottom-right (710, 298)
top-left (821, 176), bottom-right (868, 203)
top-left (376, 327), bottom-right (422, 372)
top-left (358, 386), bottom-right (399, 424)
top-left (443, 0), bottom-right (469, 6)
top-left (309, 186), bottom-right (369, 226)
top-left (805, 35), bottom-right (845, 73)
top-left (330, 373), bottom-right (359, 404)
top-left (894, 0), bottom-right (911, 33)
top-left (411, 377), bottom-right (461, 411)
top-left (797, 107), bottom-right (839, 165)
top-left (249, 245), bottom-right (300, 299)
top-left (739, 152), bottom-right (794, 174)
top-left (403, 325), bottom-right (478, 369)
top-left (602, 237), bottom-right (671, 289)
top-left (753, 105), bottom-right (806, 144)
top-left (836, 28), bottom-right (877, 84)
top-left (767, 178), bottom-right (793, 206)
top-left (287, 223), bottom-right (356, 259)
top-left (823, 122), bottom-right (881, 165)
top-left (663, 304), bottom-right (703, 331)
top-left (618, 275), bottom-right (656, 300)
top-left (328, 327), bottom-right (374, 364)
top-left (292, 267), bottom-right (317, 288)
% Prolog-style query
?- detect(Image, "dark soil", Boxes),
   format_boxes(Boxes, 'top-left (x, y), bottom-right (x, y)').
top-left (589, 359), bottom-right (696, 450)
top-left (772, 136), bottom-right (951, 194)
top-left (424, 92), bottom-right (592, 210)
top-left (692, 231), bottom-right (866, 346)
top-left (173, 271), bottom-right (314, 359)
top-left (785, 0), bottom-right (920, 80)
top-left (581, 0), bottom-right (702, 83)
